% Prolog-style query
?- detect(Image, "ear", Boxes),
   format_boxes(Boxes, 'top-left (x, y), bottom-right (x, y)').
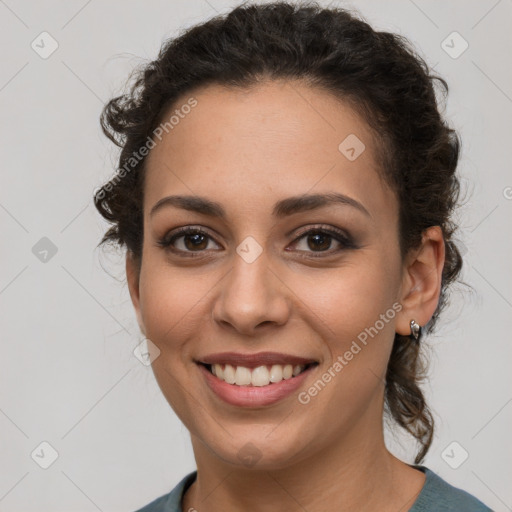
top-left (395, 226), bottom-right (445, 336)
top-left (126, 251), bottom-right (146, 336)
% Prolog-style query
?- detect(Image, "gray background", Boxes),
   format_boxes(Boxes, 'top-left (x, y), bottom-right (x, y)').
top-left (1, 0), bottom-right (511, 510)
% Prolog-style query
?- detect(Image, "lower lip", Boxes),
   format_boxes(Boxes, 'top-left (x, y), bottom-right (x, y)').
top-left (198, 364), bottom-right (317, 407)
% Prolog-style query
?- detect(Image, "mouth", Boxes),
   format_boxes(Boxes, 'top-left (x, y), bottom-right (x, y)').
top-left (198, 361), bottom-right (318, 387)
top-left (195, 352), bottom-right (319, 407)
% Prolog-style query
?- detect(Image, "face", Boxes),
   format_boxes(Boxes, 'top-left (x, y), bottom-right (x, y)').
top-left (128, 80), bottom-right (420, 470)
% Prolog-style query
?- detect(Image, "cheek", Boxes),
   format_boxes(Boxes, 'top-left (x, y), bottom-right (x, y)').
top-left (296, 268), bottom-right (398, 422)
top-left (297, 263), bottom-right (400, 416)
top-left (300, 259), bottom-right (399, 342)
top-left (138, 260), bottom-right (202, 356)
top-left (137, 262), bottom-right (208, 425)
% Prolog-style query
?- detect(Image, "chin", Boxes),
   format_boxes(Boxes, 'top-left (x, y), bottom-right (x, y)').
top-left (203, 430), bottom-right (310, 471)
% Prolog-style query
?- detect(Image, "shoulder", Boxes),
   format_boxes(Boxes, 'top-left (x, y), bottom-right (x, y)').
top-left (131, 467), bottom-right (493, 511)
top-left (133, 471), bottom-right (197, 512)
top-left (409, 466), bottom-right (493, 512)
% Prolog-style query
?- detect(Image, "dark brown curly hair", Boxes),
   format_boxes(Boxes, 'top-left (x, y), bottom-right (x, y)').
top-left (94, 1), bottom-right (464, 464)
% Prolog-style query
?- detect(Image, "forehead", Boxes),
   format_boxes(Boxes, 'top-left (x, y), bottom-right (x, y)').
top-left (144, 80), bottom-right (397, 223)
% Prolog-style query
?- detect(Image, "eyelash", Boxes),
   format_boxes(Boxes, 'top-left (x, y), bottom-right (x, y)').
top-left (157, 225), bottom-right (356, 259)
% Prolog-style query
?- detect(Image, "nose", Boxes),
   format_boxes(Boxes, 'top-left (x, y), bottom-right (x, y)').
top-left (211, 249), bottom-right (291, 336)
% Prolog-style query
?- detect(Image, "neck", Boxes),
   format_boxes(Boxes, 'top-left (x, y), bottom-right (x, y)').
top-left (182, 399), bottom-right (426, 512)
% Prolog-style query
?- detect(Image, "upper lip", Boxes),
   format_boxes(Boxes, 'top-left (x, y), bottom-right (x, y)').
top-left (197, 351), bottom-right (318, 368)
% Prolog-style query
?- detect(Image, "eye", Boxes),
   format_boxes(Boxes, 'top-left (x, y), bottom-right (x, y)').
top-left (157, 224), bottom-right (355, 258)
top-left (157, 227), bottom-right (221, 256)
top-left (289, 225), bottom-right (355, 257)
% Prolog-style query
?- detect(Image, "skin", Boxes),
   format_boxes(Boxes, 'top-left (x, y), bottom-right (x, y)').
top-left (126, 80), bottom-right (445, 511)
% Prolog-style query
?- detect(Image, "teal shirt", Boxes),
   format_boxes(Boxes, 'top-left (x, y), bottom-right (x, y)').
top-left (134, 465), bottom-right (493, 511)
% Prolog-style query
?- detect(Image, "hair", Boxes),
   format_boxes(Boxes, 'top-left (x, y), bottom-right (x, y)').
top-left (94, 1), bottom-right (464, 464)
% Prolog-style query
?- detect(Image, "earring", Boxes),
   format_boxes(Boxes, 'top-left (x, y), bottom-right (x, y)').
top-left (410, 319), bottom-right (421, 340)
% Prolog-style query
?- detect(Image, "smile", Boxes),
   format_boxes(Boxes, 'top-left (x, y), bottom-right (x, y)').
top-left (202, 362), bottom-right (316, 386)
top-left (196, 351), bottom-right (319, 407)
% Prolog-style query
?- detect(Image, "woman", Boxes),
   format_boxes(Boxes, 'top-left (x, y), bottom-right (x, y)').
top-left (94, 2), bottom-right (492, 511)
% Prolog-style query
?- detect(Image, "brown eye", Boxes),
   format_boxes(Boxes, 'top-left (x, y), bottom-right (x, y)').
top-left (180, 232), bottom-right (209, 251)
top-left (158, 227), bottom-right (221, 255)
top-left (290, 226), bottom-right (355, 257)
top-left (304, 232), bottom-right (333, 251)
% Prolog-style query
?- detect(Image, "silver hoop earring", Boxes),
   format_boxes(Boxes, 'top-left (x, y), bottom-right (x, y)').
top-left (410, 319), bottom-right (421, 340)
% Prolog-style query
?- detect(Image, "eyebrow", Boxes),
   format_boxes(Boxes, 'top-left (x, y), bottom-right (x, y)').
top-left (149, 192), bottom-right (371, 220)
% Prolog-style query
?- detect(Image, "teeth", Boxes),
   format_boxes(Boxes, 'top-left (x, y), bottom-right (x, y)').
top-left (269, 364), bottom-right (283, 382)
top-left (213, 363), bottom-right (224, 379)
top-left (208, 363), bottom-right (308, 386)
top-left (223, 364), bottom-right (236, 384)
top-left (235, 366), bottom-right (252, 385)
top-left (251, 366), bottom-right (270, 387)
